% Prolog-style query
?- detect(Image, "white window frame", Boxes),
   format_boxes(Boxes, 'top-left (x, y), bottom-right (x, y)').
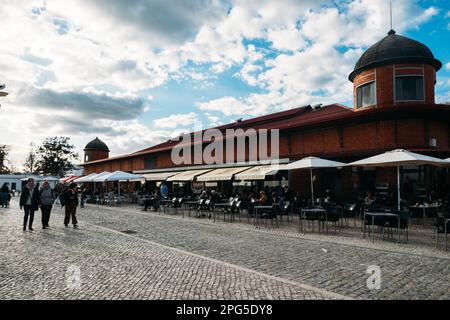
top-left (355, 80), bottom-right (377, 109)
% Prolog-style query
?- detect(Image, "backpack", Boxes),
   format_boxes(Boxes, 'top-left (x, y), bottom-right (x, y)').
top-left (59, 191), bottom-right (69, 207)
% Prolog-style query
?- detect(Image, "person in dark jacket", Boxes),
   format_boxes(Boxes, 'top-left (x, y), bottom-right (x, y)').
top-left (19, 178), bottom-right (40, 231)
top-left (63, 183), bottom-right (79, 228)
top-left (39, 180), bottom-right (56, 229)
top-left (1, 183), bottom-right (10, 208)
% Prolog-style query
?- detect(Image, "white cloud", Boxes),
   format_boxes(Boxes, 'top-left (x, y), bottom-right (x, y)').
top-left (153, 112), bottom-right (199, 129)
top-left (198, 0), bottom-right (440, 117)
top-left (0, 0), bottom-right (442, 168)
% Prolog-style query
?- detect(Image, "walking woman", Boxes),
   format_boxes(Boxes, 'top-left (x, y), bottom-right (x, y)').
top-left (63, 183), bottom-right (79, 228)
top-left (39, 180), bottom-right (56, 229)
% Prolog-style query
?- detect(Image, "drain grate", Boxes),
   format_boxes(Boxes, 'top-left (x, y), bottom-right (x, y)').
top-left (120, 230), bottom-right (137, 235)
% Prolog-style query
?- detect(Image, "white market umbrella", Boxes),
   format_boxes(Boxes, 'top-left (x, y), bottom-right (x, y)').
top-left (103, 171), bottom-right (143, 182)
top-left (348, 149), bottom-right (447, 211)
top-left (283, 157), bottom-right (346, 205)
top-left (91, 171), bottom-right (111, 193)
top-left (101, 171), bottom-right (144, 195)
top-left (92, 171), bottom-right (112, 182)
top-left (73, 173), bottom-right (98, 183)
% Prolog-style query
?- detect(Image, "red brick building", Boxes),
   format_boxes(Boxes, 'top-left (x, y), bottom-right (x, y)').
top-left (81, 30), bottom-right (450, 201)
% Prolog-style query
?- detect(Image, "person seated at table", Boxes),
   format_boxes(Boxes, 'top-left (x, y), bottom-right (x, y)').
top-left (258, 191), bottom-right (270, 206)
top-left (364, 190), bottom-right (376, 207)
top-left (210, 190), bottom-right (220, 204)
top-left (324, 189), bottom-right (333, 203)
top-left (280, 185), bottom-right (291, 201)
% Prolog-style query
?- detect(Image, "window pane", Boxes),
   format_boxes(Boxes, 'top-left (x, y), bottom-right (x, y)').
top-left (356, 81), bottom-right (375, 108)
top-left (395, 76), bottom-right (424, 101)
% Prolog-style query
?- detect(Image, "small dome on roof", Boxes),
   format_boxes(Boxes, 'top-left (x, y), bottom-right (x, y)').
top-left (349, 30), bottom-right (442, 82)
top-left (84, 137), bottom-right (109, 152)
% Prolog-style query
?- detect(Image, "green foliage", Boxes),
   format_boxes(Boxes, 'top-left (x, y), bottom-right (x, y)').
top-left (36, 137), bottom-right (79, 177)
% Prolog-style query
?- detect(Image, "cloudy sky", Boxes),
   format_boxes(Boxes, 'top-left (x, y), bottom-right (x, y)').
top-left (1, 0), bottom-right (450, 170)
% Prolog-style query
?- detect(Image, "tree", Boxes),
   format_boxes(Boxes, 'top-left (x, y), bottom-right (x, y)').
top-left (36, 137), bottom-right (79, 177)
top-left (23, 143), bottom-right (38, 174)
top-left (0, 145), bottom-right (11, 174)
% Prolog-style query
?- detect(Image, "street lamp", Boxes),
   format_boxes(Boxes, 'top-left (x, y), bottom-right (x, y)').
top-left (0, 84), bottom-right (8, 96)
top-left (0, 84), bottom-right (8, 108)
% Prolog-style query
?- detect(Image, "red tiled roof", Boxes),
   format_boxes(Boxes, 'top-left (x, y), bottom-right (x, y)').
top-left (81, 103), bottom-right (450, 165)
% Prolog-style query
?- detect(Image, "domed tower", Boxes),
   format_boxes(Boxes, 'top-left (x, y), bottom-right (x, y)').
top-left (349, 29), bottom-right (442, 111)
top-left (83, 137), bottom-right (109, 163)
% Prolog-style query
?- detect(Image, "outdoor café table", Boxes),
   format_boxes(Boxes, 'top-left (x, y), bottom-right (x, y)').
top-left (159, 199), bottom-right (173, 213)
top-left (299, 208), bottom-right (327, 233)
top-left (141, 197), bottom-right (155, 212)
top-left (213, 203), bottom-right (231, 223)
top-left (182, 201), bottom-right (199, 218)
top-left (409, 205), bottom-right (440, 225)
top-left (254, 205), bottom-right (273, 229)
top-left (363, 212), bottom-right (400, 243)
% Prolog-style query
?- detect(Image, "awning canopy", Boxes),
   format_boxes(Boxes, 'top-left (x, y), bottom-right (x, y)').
top-left (234, 165), bottom-right (285, 180)
top-left (284, 156), bottom-right (346, 170)
top-left (196, 166), bottom-right (251, 182)
top-left (167, 169), bottom-right (212, 182)
top-left (92, 171), bottom-right (112, 182)
top-left (73, 173), bottom-right (98, 183)
top-left (348, 149), bottom-right (447, 167)
top-left (348, 149), bottom-right (447, 211)
top-left (143, 171), bottom-right (181, 181)
top-left (64, 176), bottom-right (81, 183)
top-left (97, 171), bottom-right (143, 182)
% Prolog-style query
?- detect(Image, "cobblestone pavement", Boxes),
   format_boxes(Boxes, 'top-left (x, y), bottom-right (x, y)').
top-left (1, 199), bottom-right (449, 300)
top-left (0, 201), bottom-right (342, 300)
top-left (73, 203), bottom-right (449, 300)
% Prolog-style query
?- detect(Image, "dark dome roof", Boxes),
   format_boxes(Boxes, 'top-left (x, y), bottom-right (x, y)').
top-left (349, 30), bottom-right (442, 82)
top-left (84, 137), bottom-right (109, 152)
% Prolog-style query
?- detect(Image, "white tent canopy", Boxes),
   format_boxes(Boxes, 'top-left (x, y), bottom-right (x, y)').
top-left (284, 157), bottom-right (346, 170)
top-left (348, 149), bottom-right (447, 167)
top-left (73, 173), bottom-right (98, 183)
top-left (348, 149), bottom-right (447, 211)
top-left (283, 157), bottom-right (346, 204)
top-left (92, 171), bottom-right (112, 182)
top-left (102, 171), bottom-right (143, 182)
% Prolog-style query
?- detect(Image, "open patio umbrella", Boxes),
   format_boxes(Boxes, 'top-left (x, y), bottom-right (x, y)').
top-left (348, 149), bottom-right (447, 211)
top-left (283, 156), bottom-right (346, 205)
top-left (100, 171), bottom-right (144, 195)
top-left (73, 173), bottom-right (98, 183)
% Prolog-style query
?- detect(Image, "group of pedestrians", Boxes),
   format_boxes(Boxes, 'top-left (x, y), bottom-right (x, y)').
top-left (19, 178), bottom-right (79, 231)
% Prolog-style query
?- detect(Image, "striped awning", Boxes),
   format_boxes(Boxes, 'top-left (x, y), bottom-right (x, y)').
top-left (167, 169), bottom-right (212, 182)
top-left (60, 176), bottom-right (80, 183)
top-left (142, 171), bottom-right (181, 181)
top-left (234, 165), bottom-right (285, 180)
top-left (196, 167), bottom-right (251, 182)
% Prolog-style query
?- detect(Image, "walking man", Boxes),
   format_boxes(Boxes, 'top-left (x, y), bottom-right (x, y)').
top-left (39, 180), bottom-right (56, 229)
top-left (19, 178), bottom-right (40, 231)
top-left (63, 183), bottom-right (79, 228)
